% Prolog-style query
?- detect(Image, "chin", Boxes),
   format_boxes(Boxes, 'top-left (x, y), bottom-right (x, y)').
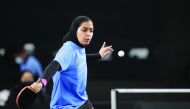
top-left (83, 42), bottom-right (90, 46)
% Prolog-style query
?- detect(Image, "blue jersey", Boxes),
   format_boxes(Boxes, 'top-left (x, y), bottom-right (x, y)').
top-left (51, 41), bottom-right (88, 109)
top-left (20, 55), bottom-right (43, 77)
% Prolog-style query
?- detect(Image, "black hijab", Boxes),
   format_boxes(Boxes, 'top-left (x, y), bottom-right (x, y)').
top-left (63, 16), bottom-right (92, 48)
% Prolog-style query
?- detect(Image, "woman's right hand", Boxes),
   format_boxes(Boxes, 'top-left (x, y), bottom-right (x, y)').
top-left (29, 82), bottom-right (43, 93)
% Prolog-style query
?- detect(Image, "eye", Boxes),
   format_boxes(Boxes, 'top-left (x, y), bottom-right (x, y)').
top-left (90, 28), bottom-right (94, 33)
top-left (82, 28), bottom-right (87, 32)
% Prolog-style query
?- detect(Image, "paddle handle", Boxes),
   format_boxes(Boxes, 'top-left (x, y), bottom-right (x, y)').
top-left (36, 78), bottom-right (41, 83)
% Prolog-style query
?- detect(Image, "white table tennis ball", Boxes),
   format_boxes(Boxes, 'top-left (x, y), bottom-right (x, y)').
top-left (118, 50), bottom-right (125, 57)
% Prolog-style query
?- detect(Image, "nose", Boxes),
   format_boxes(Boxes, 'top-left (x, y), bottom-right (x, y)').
top-left (85, 32), bottom-right (92, 39)
top-left (86, 31), bottom-right (92, 36)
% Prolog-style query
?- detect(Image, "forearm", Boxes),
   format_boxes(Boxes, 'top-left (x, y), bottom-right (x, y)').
top-left (39, 60), bottom-right (61, 86)
top-left (86, 53), bottom-right (101, 60)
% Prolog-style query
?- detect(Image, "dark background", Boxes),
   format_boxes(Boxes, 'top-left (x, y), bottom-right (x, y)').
top-left (1, 0), bottom-right (190, 109)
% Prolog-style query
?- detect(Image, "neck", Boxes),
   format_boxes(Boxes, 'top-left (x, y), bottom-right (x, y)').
top-left (72, 38), bottom-right (85, 48)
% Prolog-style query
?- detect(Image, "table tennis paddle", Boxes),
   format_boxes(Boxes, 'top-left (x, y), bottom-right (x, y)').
top-left (16, 79), bottom-right (40, 109)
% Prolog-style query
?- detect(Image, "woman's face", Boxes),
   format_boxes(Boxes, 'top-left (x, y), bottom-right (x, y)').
top-left (76, 20), bottom-right (94, 46)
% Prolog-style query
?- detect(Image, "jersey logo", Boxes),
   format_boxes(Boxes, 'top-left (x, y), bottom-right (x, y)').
top-left (76, 59), bottom-right (84, 65)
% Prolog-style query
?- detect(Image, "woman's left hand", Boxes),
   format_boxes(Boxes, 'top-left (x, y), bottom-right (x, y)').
top-left (99, 42), bottom-right (114, 59)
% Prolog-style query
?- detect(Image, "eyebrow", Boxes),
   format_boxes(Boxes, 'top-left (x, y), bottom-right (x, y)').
top-left (82, 27), bottom-right (94, 30)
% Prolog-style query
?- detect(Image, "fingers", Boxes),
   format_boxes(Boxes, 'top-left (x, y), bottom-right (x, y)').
top-left (101, 50), bottom-right (113, 58)
top-left (101, 42), bottom-right (106, 48)
top-left (103, 46), bottom-right (114, 55)
top-left (30, 82), bottom-right (42, 93)
top-left (101, 42), bottom-right (114, 51)
top-left (104, 51), bottom-right (112, 57)
top-left (28, 86), bottom-right (37, 93)
top-left (101, 47), bottom-right (114, 58)
top-left (105, 45), bottom-right (114, 51)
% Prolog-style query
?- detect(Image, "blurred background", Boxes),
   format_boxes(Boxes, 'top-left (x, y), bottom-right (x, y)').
top-left (0, 0), bottom-right (190, 109)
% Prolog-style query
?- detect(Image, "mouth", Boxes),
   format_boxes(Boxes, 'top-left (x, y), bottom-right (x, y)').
top-left (85, 40), bottom-right (90, 43)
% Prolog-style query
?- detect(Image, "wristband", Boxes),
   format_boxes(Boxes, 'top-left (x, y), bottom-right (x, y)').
top-left (40, 79), bottom-right (47, 87)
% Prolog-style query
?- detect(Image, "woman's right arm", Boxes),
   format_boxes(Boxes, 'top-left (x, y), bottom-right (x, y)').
top-left (30, 60), bottom-right (61, 93)
top-left (41, 60), bottom-right (61, 82)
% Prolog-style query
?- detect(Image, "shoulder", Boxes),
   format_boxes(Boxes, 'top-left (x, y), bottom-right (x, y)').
top-left (55, 41), bottom-right (76, 58)
top-left (59, 42), bottom-right (74, 53)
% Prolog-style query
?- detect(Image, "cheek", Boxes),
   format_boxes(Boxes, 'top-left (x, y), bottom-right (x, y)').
top-left (77, 34), bottom-right (85, 43)
top-left (90, 36), bottom-right (93, 40)
top-left (77, 31), bottom-right (83, 39)
top-left (90, 32), bottom-right (93, 36)
top-left (77, 30), bottom-right (85, 37)
top-left (90, 34), bottom-right (93, 39)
